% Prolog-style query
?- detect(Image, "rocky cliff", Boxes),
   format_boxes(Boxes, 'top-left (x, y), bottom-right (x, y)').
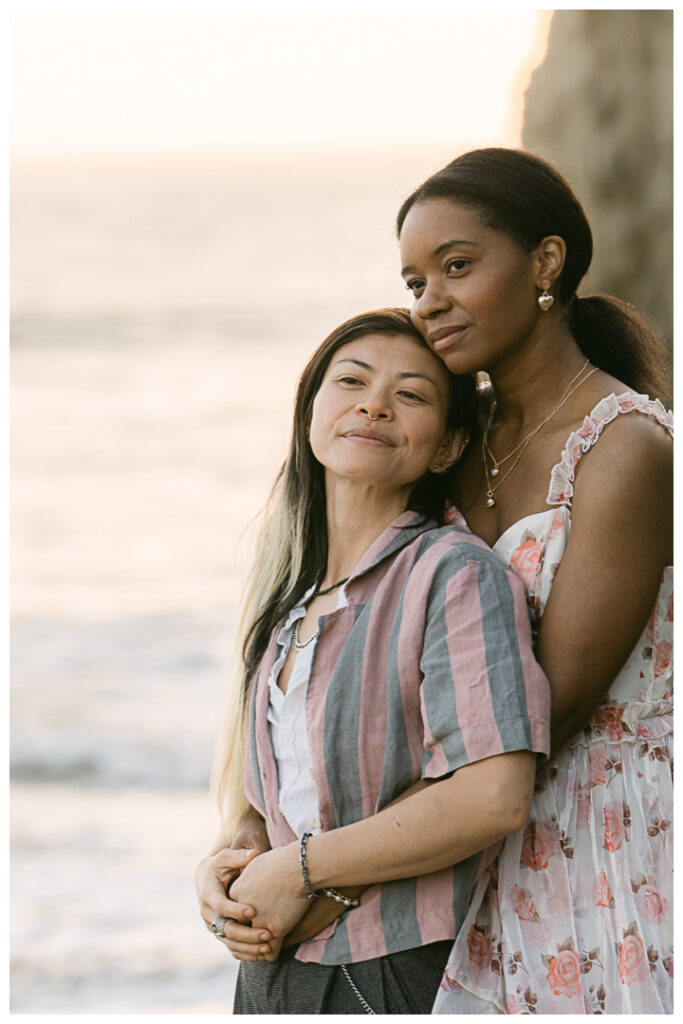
top-left (522, 10), bottom-right (672, 345)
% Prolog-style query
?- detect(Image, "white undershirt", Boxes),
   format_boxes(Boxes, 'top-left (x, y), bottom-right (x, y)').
top-left (267, 584), bottom-right (347, 839)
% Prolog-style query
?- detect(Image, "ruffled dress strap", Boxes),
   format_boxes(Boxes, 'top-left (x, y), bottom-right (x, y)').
top-left (547, 392), bottom-right (673, 508)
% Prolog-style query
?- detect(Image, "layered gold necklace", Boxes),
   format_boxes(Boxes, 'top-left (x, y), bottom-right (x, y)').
top-left (482, 358), bottom-right (598, 509)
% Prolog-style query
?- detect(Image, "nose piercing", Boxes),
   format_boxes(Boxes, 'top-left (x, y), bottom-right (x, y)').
top-left (367, 412), bottom-right (379, 420)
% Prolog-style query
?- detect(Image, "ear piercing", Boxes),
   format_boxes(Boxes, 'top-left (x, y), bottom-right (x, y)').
top-left (538, 280), bottom-right (554, 311)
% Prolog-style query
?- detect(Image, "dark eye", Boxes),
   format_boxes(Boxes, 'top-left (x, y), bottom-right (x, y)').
top-left (398, 390), bottom-right (425, 402)
top-left (404, 279), bottom-right (425, 296)
top-left (446, 258), bottom-right (469, 273)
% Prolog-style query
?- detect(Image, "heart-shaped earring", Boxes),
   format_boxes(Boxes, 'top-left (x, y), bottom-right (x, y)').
top-left (538, 280), bottom-right (554, 312)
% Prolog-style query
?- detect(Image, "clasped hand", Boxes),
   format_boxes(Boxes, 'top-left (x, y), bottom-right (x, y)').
top-left (197, 842), bottom-right (312, 962)
top-left (228, 843), bottom-right (311, 960)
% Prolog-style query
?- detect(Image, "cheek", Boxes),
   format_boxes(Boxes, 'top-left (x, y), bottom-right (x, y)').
top-left (308, 398), bottom-right (330, 458)
top-left (409, 415), bottom-right (448, 460)
top-left (471, 272), bottom-right (537, 337)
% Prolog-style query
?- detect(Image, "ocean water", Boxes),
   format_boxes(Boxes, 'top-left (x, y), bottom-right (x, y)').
top-left (9, 147), bottom-right (458, 1013)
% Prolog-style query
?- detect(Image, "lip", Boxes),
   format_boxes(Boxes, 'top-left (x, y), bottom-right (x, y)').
top-left (342, 429), bottom-right (394, 446)
top-left (427, 324), bottom-right (470, 352)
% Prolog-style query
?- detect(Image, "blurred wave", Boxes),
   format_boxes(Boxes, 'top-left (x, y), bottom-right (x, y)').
top-left (9, 148), bottom-right (456, 1012)
top-left (11, 614), bottom-right (228, 788)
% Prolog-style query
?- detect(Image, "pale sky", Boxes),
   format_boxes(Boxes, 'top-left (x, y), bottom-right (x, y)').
top-left (10, 8), bottom-right (550, 156)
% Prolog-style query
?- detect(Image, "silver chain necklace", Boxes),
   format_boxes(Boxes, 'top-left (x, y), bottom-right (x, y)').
top-left (291, 617), bottom-right (318, 650)
top-left (291, 574), bottom-right (350, 650)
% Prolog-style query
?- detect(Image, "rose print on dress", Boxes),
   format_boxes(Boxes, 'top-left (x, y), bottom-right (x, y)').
top-left (576, 785), bottom-right (592, 829)
top-left (467, 924), bottom-right (493, 972)
top-left (508, 536), bottom-right (543, 590)
top-left (617, 925), bottom-right (650, 987)
top-left (547, 506), bottom-right (568, 542)
top-left (591, 872), bottom-right (614, 910)
top-left (603, 801), bottom-right (631, 852)
top-left (591, 702), bottom-right (625, 741)
top-left (509, 884), bottom-right (539, 922)
top-left (542, 939), bottom-right (583, 998)
top-left (520, 821), bottom-right (559, 871)
top-left (632, 875), bottom-right (669, 924)
top-left (653, 639), bottom-right (672, 678)
top-left (589, 746), bottom-right (607, 787)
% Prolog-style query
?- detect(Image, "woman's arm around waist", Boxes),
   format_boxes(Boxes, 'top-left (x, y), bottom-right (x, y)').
top-left (229, 749), bottom-right (536, 944)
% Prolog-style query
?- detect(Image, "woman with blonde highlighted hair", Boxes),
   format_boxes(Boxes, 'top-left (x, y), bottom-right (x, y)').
top-left (196, 308), bottom-right (551, 1014)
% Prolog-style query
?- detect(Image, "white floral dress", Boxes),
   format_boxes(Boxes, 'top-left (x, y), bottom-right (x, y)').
top-left (434, 392), bottom-right (673, 1015)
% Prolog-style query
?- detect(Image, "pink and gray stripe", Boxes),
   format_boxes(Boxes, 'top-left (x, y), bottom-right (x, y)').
top-left (244, 511), bottom-right (550, 964)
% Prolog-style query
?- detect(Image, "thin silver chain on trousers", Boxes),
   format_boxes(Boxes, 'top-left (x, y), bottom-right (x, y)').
top-left (341, 965), bottom-right (377, 1014)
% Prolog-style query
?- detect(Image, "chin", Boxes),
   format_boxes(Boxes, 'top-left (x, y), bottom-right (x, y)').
top-left (439, 351), bottom-right (482, 376)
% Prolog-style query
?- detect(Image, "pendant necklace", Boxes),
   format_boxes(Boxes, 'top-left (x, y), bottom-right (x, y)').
top-left (482, 359), bottom-right (598, 509)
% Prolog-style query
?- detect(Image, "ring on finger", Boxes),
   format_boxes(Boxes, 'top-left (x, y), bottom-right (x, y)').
top-left (212, 914), bottom-right (229, 939)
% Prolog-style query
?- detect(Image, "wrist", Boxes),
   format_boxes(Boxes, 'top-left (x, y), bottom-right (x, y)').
top-left (300, 831), bottom-right (331, 892)
top-left (297, 832), bottom-right (321, 900)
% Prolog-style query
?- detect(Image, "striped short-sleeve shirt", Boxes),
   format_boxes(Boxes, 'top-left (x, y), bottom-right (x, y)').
top-left (244, 511), bottom-right (550, 964)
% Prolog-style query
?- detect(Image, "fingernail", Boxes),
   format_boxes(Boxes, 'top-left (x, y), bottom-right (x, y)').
top-left (260, 945), bottom-right (269, 953)
top-left (243, 907), bottom-right (255, 917)
top-left (259, 932), bottom-right (269, 940)
top-left (241, 849), bottom-right (252, 858)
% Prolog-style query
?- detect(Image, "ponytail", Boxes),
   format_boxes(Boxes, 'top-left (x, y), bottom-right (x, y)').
top-left (568, 294), bottom-right (671, 401)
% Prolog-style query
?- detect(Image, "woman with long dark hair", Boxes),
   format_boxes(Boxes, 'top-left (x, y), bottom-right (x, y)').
top-left (196, 308), bottom-right (550, 1014)
top-left (396, 148), bottom-right (672, 1014)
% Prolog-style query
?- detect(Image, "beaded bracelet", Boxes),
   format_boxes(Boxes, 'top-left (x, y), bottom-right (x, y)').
top-left (299, 831), bottom-right (319, 901)
top-left (321, 887), bottom-right (361, 909)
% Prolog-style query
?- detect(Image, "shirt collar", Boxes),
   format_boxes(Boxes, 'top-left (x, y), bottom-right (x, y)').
top-left (344, 510), bottom-right (438, 587)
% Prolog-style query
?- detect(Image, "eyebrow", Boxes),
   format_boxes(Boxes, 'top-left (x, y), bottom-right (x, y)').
top-left (333, 357), bottom-right (438, 384)
top-left (401, 239), bottom-right (478, 276)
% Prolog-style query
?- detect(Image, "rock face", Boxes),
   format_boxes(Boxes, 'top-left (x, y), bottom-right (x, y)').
top-left (522, 10), bottom-right (672, 344)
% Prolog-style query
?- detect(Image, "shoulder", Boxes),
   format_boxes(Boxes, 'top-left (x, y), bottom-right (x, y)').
top-left (412, 523), bottom-right (500, 569)
top-left (566, 396), bottom-right (672, 562)
top-left (411, 526), bottom-right (525, 604)
top-left (573, 396), bottom-right (672, 496)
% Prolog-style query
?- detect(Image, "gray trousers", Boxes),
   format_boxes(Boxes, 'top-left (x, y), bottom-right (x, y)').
top-left (233, 939), bottom-right (452, 1015)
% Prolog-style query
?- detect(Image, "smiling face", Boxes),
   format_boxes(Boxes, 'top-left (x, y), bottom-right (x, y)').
top-left (399, 199), bottom-right (544, 376)
top-left (308, 332), bottom-right (456, 496)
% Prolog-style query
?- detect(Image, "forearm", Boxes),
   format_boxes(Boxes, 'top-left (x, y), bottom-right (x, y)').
top-left (540, 616), bottom-right (656, 757)
top-left (282, 776), bottom-right (434, 946)
top-left (306, 751), bottom-right (534, 890)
